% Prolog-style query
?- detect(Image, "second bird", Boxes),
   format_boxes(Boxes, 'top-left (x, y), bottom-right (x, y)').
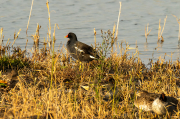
top-left (65, 32), bottom-right (99, 62)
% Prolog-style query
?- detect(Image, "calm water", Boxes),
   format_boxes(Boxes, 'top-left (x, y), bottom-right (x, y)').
top-left (0, 0), bottom-right (180, 64)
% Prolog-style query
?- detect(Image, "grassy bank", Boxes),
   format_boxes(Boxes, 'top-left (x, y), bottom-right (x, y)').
top-left (0, 29), bottom-right (180, 118)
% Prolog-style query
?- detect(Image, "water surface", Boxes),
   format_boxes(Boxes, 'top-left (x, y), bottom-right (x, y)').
top-left (0, 0), bottom-right (180, 64)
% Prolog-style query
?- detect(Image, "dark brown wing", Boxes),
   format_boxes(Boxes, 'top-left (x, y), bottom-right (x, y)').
top-left (76, 42), bottom-right (99, 59)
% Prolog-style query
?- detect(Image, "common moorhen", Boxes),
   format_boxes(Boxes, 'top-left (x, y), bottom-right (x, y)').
top-left (64, 32), bottom-right (99, 62)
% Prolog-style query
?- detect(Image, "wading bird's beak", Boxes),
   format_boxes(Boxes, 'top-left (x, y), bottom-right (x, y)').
top-left (64, 35), bottom-right (68, 38)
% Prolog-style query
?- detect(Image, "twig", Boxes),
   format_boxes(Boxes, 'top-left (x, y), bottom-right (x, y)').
top-left (145, 23), bottom-right (152, 41)
top-left (26, 0), bottom-right (34, 36)
top-left (115, 2), bottom-right (122, 41)
top-left (172, 14), bottom-right (180, 41)
top-left (0, 28), bottom-right (3, 45)
top-left (12, 29), bottom-right (21, 46)
top-left (161, 16), bottom-right (167, 37)
top-left (158, 16), bottom-right (167, 42)
top-left (46, 1), bottom-right (51, 44)
top-left (94, 28), bottom-right (96, 49)
top-left (158, 19), bottom-right (161, 41)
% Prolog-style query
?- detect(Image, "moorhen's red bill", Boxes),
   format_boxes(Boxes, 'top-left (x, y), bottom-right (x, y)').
top-left (64, 32), bottom-right (99, 62)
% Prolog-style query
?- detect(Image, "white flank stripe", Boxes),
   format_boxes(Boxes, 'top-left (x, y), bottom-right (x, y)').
top-left (75, 47), bottom-right (84, 53)
top-left (90, 55), bottom-right (96, 59)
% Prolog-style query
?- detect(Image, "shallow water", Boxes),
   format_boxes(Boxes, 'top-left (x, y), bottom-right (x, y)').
top-left (0, 0), bottom-right (180, 64)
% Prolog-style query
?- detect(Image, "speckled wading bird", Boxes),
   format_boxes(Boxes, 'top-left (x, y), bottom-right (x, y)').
top-left (134, 90), bottom-right (178, 115)
top-left (81, 78), bottom-right (122, 101)
top-left (64, 32), bottom-right (99, 62)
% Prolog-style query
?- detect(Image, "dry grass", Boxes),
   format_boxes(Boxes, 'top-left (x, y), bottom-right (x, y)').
top-left (0, 30), bottom-right (180, 118)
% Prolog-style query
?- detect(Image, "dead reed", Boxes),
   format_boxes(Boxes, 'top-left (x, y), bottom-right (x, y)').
top-left (172, 15), bottom-right (180, 41)
top-left (145, 23), bottom-right (152, 41)
top-left (158, 15), bottom-right (167, 42)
